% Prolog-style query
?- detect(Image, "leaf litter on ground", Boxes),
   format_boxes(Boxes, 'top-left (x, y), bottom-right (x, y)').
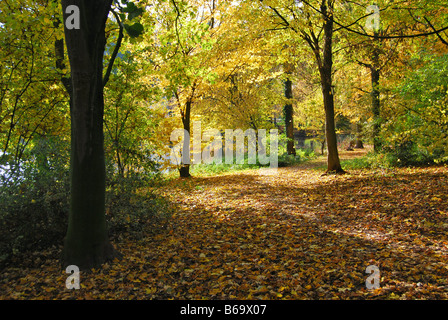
top-left (1, 150), bottom-right (448, 300)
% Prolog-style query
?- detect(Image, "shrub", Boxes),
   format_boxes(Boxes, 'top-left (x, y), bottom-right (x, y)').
top-left (105, 173), bottom-right (173, 240)
top-left (382, 139), bottom-right (437, 167)
top-left (0, 137), bottom-right (70, 268)
top-left (278, 149), bottom-right (316, 167)
top-left (0, 138), bottom-right (172, 269)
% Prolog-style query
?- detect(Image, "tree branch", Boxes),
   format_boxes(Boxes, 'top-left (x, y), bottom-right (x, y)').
top-left (259, 0), bottom-right (298, 33)
top-left (103, 10), bottom-right (124, 87)
top-left (171, 0), bottom-right (186, 54)
top-left (424, 16), bottom-right (448, 46)
top-left (300, 0), bottom-right (448, 40)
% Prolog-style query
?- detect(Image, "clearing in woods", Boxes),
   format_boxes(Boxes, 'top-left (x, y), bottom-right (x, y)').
top-left (1, 149), bottom-right (448, 299)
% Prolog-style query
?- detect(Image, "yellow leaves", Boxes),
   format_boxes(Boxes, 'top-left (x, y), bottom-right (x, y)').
top-left (43, 17), bottom-right (51, 26)
top-left (279, 286), bottom-right (289, 292)
top-left (209, 287), bottom-right (221, 296)
top-left (210, 269), bottom-right (224, 277)
top-left (43, 287), bottom-right (56, 293)
top-left (145, 287), bottom-right (157, 295)
top-left (388, 292), bottom-right (401, 300)
top-left (2, 163), bottom-right (448, 300)
top-left (255, 285), bottom-right (269, 294)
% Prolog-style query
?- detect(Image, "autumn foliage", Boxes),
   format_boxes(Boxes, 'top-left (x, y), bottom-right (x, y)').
top-left (1, 150), bottom-right (447, 300)
top-left (1, 0), bottom-right (448, 302)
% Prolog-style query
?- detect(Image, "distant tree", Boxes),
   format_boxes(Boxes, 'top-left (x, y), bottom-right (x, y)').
top-left (284, 63), bottom-right (296, 156)
top-left (261, 0), bottom-right (345, 173)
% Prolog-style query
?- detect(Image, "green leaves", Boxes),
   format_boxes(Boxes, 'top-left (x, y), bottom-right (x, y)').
top-left (114, 1), bottom-right (145, 38)
top-left (121, 2), bottom-right (144, 21)
top-left (387, 52), bottom-right (448, 163)
top-left (124, 22), bottom-right (144, 38)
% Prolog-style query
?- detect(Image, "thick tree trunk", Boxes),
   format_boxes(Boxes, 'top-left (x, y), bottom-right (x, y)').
top-left (318, 3), bottom-right (344, 174)
top-left (284, 67), bottom-right (296, 156)
top-left (61, 0), bottom-right (120, 270)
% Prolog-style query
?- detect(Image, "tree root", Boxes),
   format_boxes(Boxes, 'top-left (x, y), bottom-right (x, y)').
top-left (321, 168), bottom-right (348, 176)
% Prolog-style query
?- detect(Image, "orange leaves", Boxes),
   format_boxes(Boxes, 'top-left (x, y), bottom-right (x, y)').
top-left (1, 160), bottom-right (448, 300)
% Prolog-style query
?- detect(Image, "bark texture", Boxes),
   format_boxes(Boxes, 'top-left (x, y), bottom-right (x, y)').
top-left (61, 0), bottom-right (120, 270)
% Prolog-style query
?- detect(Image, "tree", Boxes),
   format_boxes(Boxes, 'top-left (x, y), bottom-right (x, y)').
top-left (283, 63), bottom-right (296, 155)
top-left (192, 2), bottom-right (284, 158)
top-left (61, 0), bottom-right (120, 269)
top-left (383, 50), bottom-right (448, 164)
top-left (147, 0), bottom-right (220, 178)
top-left (0, 1), bottom-right (69, 170)
top-left (260, 0), bottom-right (344, 173)
top-left (332, 1), bottom-right (448, 153)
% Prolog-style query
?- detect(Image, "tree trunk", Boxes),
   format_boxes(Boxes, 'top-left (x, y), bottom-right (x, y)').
top-left (318, 2), bottom-right (344, 174)
top-left (355, 122), bottom-right (364, 149)
top-left (61, 0), bottom-right (120, 270)
top-left (284, 65), bottom-right (296, 156)
top-left (179, 99), bottom-right (192, 178)
top-left (371, 32), bottom-right (381, 152)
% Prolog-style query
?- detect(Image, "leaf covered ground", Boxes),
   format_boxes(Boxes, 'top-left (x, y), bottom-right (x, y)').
top-left (1, 151), bottom-right (448, 300)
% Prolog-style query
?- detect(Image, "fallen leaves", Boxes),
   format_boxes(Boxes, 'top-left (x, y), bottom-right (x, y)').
top-left (1, 156), bottom-right (448, 300)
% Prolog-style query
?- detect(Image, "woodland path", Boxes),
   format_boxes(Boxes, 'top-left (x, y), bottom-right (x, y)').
top-left (1, 148), bottom-right (448, 299)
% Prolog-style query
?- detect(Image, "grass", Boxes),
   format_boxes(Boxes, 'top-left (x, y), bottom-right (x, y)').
top-left (339, 155), bottom-right (373, 170)
top-left (190, 159), bottom-right (264, 176)
top-left (164, 149), bottom-right (318, 178)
